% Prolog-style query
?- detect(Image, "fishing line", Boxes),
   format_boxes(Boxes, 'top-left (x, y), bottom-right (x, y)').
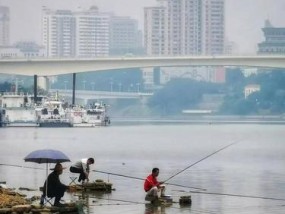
top-left (164, 139), bottom-right (242, 183)
top-left (0, 163), bottom-right (45, 170)
top-left (91, 197), bottom-right (218, 214)
top-left (90, 203), bottom-right (138, 206)
top-left (92, 197), bottom-right (146, 205)
top-left (188, 190), bottom-right (285, 202)
top-left (93, 169), bottom-right (206, 191)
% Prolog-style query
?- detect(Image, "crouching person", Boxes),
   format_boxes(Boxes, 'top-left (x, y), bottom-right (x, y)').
top-left (144, 168), bottom-right (165, 203)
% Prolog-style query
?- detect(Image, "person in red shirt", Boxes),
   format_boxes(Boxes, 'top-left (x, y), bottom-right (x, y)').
top-left (144, 168), bottom-right (165, 202)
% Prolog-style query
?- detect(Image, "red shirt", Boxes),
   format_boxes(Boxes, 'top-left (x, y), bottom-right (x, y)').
top-left (144, 174), bottom-right (159, 192)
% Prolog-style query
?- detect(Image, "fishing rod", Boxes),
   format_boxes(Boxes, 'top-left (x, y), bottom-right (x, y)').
top-left (188, 190), bottom-right (285, 202)
top-left (93, 169), bottom-right (206, 191)
top-left (164, 140), bottom-right (242, 183)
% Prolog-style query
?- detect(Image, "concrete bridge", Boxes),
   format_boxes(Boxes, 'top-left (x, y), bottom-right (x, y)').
top-left (2, 55), bottom-right (284, 105)
top-left (1, 55), bottom-right (285, 76)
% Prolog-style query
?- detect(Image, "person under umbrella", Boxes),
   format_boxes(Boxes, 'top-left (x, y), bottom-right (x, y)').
top-left (40, 163), bottom-right (71, 207)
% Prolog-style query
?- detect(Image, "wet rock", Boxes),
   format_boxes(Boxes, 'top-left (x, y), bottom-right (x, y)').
top-left (11, 205), bottom-right (31, 213)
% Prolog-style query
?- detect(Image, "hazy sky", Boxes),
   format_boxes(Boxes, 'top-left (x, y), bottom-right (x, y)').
top-left (1, 0), bottom-right (285, 54)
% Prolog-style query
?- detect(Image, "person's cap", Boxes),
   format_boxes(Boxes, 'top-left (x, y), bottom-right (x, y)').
top-left (50, 163), bottom-right (66, 171)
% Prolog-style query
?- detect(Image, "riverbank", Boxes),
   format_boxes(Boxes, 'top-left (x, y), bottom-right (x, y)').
top-left (111, 115), bottom-right (285, 125)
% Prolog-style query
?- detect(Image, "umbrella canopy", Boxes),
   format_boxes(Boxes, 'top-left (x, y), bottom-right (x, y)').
top-left (24, 149), bottom-right (70, 164)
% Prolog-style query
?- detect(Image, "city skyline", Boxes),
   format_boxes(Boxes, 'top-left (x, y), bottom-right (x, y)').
top-left (0, 0), bottom-right (285, 54)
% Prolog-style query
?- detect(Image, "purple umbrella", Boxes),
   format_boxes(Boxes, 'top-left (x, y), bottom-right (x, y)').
top-left (24, 149), bottom-right (70, 164)
top-left (24, 149), bottom-right (70, 204)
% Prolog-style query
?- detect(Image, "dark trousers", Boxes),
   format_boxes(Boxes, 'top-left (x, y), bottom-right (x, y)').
top-left (70, 166), bottom-right (86, 182)
top-left (51, 189), bottom-right (65, 205)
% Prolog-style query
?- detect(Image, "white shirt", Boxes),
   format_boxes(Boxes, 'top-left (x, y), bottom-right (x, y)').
top-left (72, 158), bottom-right (89, 173)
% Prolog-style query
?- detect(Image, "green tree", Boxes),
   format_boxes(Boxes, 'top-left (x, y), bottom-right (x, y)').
top-left (0, 82), bottom-right (12, 92)
top-left (148, 78), bottom-right (220, 115)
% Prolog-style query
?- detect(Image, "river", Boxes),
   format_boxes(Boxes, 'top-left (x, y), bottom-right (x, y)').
top-left (0, 123), bottom-right (285, 214)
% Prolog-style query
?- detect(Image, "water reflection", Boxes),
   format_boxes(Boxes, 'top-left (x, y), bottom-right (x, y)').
top-left (1, 125), bottom-right (285, 214)
top-left (75, 191), bottom-right (112, 213)
top-left (144, 204), bottom-right (166, 214)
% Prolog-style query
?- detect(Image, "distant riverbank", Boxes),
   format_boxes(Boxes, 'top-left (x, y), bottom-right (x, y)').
top-left (111, 115), bottom-right (285, 125)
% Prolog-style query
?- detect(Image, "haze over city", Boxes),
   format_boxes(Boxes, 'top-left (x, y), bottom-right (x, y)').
top-left (1, 0), bottom-right (285, 54)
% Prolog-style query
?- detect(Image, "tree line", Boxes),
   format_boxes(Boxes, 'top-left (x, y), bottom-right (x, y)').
top-left (147, 68), bottom-right (285, 115)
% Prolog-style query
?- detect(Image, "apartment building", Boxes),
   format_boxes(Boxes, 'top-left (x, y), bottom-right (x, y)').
top-left (0, 6), bottom-right (9, 46)
top-left (144, 0), bottom-right (224, 56)
top-left (143, 0), bottom-right (225, 86)
top-left (42, 6), bottom-right (142, 58)
top-left (75, 6), bottom-right (110, 57)
top-left (109, 16), bottom-right (143, 56)
top-left (42, 9), bottom-right (76, 57)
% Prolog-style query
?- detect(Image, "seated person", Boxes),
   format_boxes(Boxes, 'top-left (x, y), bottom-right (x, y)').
top-left (40, 163), bottom-right (70, 207)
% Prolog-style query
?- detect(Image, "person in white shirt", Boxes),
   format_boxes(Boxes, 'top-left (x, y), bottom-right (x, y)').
top-left (69, 158), bottom-right (94, 184)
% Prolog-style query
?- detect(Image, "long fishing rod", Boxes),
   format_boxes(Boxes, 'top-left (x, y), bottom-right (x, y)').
top-left (164, 140), bottom-right (241, 183)
top-left (188, 190), bottom-right (285, 202)
top-left (93, 169), bottom-right (206, 191)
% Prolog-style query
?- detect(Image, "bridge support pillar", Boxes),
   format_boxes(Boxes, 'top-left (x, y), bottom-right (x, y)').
top-left (34, 75), bottom-right (37, 104)
top-left (72, 73), bottom-right (76, 106)
top-left (38, 76), bottom-right (49, 91)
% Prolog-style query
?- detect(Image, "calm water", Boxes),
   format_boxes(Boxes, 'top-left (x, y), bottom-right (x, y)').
top-left (0, 124), bottom-right (285, 214)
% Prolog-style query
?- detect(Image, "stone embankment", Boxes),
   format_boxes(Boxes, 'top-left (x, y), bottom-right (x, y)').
top-left (0, 187), bottom-right (79, 214)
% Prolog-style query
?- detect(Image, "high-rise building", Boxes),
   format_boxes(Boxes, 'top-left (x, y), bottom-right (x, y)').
top-left (142, 0), bottom-right (225, 86)
top-left (75, 6), bottom-right (110, 57)
top-left (144, 0), bottom-right (224, 56)
top-left (42, 7), bottom-right (110, 57)
top-left (109, 16), bottom-right (143, 56)
top-left (42, 9), bottom-right (76, 57)
top-left (144, 6), bottom-right (167, 55)
top-left (0, 6), bottom-right (10, 46)
top-left (202, 0), bottom-right (224, 55)
top-left (258, 20), bottom-right (285, 55)
top-left (42, 6), bottom-right (142, 58)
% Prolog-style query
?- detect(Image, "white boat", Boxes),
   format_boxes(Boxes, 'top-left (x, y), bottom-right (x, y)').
top-left (35, 96), bottom-right (72, 127)
top-left (0, 92), bottom-right (43, 126)
top-left (67, 102), bottom-right (110, 127)
top-left (65, 106), bottom-right (86, 125)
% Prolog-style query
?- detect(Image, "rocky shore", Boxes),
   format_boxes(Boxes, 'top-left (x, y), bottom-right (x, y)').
top-left (0, 187), bottom-right (80, 214)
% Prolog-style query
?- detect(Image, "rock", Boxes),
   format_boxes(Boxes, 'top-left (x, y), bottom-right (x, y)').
top-left (0, 208), bottom-right (11, 214)
top-left (11, 205), bottom-right (31, 213)
top-left (179, 195), bottom-right (192, 206)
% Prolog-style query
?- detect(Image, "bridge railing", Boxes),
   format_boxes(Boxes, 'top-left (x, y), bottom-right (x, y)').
top-left (49, 89), bottom-right (153, 99)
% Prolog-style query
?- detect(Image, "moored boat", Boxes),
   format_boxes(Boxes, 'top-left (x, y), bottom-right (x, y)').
top-left (0, 92), bottom-right (44, 127)
top-left (68, 102), bottom-right (110, 127)
top-left (36, 95), bottom-right (72, 127)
